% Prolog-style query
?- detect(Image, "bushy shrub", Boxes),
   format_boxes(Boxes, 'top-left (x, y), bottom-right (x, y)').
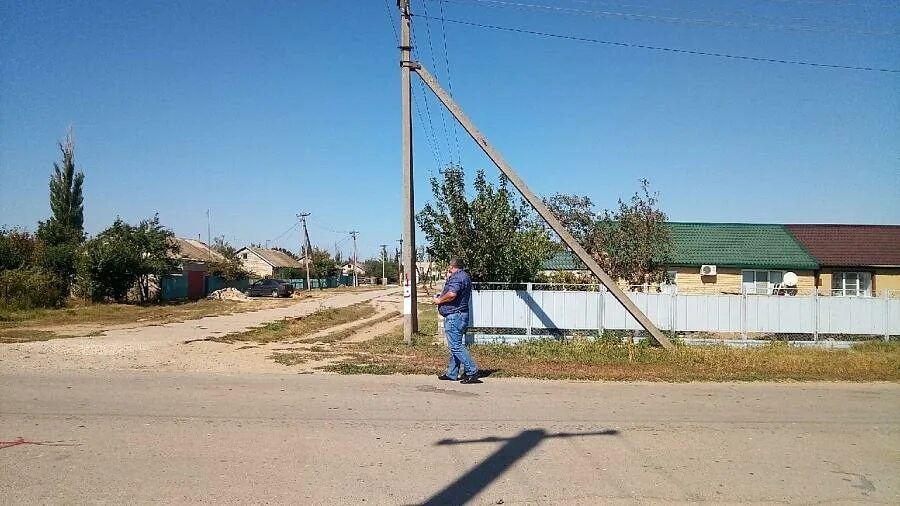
top-left (0, 268), bottom-right (63, 310)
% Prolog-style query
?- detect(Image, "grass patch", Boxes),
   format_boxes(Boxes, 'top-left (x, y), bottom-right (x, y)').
top-left (328, 304), bottom-right (900, 382)
top-left (322, 362), bottom-right (398, 375)
top-left (269, 351), bottom-right (330, 366)
top-left (296, 311), bottom-right (401, 344)
top-left (210, 303), bottom-right (378, 344)
top-left (0, 297), bottom-right (302, 329)
top-left (0, 329), bottom-right (62, 344)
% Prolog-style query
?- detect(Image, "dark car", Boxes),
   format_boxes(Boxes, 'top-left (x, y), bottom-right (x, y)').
top-left (246, 279), bottom-right (294, 298)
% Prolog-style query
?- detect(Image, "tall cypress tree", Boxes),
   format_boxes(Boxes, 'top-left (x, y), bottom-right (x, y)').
top-left (37, 131), bottom-right (85, 292)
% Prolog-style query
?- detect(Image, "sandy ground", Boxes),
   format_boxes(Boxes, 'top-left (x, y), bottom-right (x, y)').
top-left (0, 288), bottom-right (401, 374)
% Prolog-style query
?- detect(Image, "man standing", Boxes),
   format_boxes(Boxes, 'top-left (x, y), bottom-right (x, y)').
top-left (432, 258), bottom-right (480, 384)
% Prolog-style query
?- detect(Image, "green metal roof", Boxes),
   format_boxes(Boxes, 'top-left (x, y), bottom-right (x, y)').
top-left (542, 223), bottom-right (819, 271)
top-left (543, 251), bottom-right (586, 270)
top-left (667, 223), bottom-right (818, 270)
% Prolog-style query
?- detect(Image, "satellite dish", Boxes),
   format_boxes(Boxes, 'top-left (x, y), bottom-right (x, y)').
top-left (783, 272), bottom-right (798, 287)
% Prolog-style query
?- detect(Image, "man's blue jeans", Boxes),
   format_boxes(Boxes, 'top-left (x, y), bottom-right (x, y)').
top-left (444, 312), bottom-right (477, 379)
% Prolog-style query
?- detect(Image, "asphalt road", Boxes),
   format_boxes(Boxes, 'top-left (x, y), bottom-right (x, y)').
top-left (1, 371), bottom-right (897, 505)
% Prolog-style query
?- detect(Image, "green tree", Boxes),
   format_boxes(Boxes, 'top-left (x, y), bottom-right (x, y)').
top-left (0, 228), bottom-right (40, 270)
top-left (36, 133), bottom-right (85, 293)
top-left (362, 255), bottom-right (399, 282)
top-left (76, 215), bottom-right (177, 303)
top-left (417, 166), bottom-right (553, 283)
top-left (208, 237), bottom-right (248, 281)
top-left (546, 179), bottom-right (672, 289)
top-left (211, 236), bottom-right (238, 259)
top-left (309, 247), bottom-right (337, 280)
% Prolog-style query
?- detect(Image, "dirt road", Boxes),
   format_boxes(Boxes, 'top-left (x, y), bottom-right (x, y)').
top-left (0, 287), bottom-right (399, 373)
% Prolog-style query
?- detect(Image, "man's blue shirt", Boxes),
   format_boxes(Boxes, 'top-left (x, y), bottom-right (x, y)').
top-left (438, 269), bottom-right (472, 317)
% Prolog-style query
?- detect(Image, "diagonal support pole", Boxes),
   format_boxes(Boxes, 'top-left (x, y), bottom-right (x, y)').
top-left (412, 62), bottom-right (673, 350)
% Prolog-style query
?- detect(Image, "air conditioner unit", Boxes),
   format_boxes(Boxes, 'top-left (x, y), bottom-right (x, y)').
top-left (700, 264), bottom-right (717, 276)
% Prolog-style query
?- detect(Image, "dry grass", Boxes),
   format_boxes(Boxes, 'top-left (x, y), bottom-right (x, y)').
top-left (210, 303), bottom-right (378, 344)
top-left (0, 329), bottom-right (62, 344)
top-left (0, 296), bottom-right (308, 329)
top-left (324, 304), bottom-right (900, 382)
top-left (268, 351), bottom-right (331, 366)
top-left (295, 311), bottom-right (401, 344)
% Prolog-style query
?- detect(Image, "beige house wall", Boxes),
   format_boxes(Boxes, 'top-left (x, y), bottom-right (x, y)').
top-left (672, 267), bottom-right (816, 295)
top-left (238, 250), bottom-right (274, 278)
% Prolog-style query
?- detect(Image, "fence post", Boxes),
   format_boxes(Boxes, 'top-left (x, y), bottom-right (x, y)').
top-left (741, 288), bottom-right (748, 340)
top-left (598, 286), bottom-right (605, 339)
top-left (885, 289), bottom-right (890, 342)
top-left (813, 287), bottom-right (819, 341)
top-left (526, 282), bottom-right (533, 339)
top-left (671, 290), bottom-right (677, 335)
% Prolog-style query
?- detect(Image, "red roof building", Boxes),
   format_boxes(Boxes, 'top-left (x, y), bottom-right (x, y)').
top-left (786, 225), bottom-right (900, 297)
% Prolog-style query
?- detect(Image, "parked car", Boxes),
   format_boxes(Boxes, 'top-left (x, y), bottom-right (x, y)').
top-left (245, 279), bottom-right (294, 298)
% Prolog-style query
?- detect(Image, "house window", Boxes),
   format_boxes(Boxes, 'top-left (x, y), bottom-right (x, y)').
top-left (241, 253), bottom-right (248, 260)
top-left (831, 271), bottom-right (871, 297)
top-left (742, 270), bottom-right (784, 294)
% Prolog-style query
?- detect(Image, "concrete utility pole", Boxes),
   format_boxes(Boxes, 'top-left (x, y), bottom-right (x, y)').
top-left (412, 63), bottom-right (674, 350)
top-left (399, 0), bottom-right (418, 342)
top-left (380, 244), bottom-right (388, 285)
top-left (349, 231), bottom-right (359, 287)
top-left (298, 212), bottom-right (312, 290)
top-left (397, 237), bottom-right (404, 285)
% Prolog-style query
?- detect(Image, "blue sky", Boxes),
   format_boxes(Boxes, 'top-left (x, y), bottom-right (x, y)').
top-left (2, 0), bottom-right (898, 260)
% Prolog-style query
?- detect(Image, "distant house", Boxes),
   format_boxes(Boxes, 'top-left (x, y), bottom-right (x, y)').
top-left (339, 262), bottom-right (366, 276)
top-left (235, 247), bottom-right (304, 278)
top-left (786, 225), bottom-right (900, 297)
top-left (160, 238), bottom-right (229, 300)
top-left (541, 223), bottom-right (820, 295)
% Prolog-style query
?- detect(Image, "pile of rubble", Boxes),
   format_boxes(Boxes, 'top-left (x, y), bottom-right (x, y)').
top-left (207, 287), bottom-right (250, 302)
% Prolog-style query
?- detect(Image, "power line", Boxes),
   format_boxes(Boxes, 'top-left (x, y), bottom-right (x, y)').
top-left (436, 0), bottom-right (463, 163)
top-left (418, 0), bottom-right (456, 166)
top-left (410, 10), bottom-right (447, 169)
top-left (412, 14), bottom-right (900, 73)
top-left (268, 222), bottom-right (299, 245)
top-left (443, 0), bottom-right (900, 37)
top-left (383, 0), bottom-right (400, 43)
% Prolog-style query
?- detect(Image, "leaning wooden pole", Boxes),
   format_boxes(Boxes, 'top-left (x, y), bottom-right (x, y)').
top-left (412, 63), bottom-right (674, 350)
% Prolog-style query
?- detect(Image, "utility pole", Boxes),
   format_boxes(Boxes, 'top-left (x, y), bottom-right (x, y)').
top-left (206, 209), bottom-right (211, 262)
top-left (380, 244), bottom-right (388, 285)
top-left (399, 0), bottom-right (418, 342)
top-left (349, 231), bottom-right (359, 287)
top-left (397, 238), bottom-right (404, 284)
top-left (412, 63), bottom-right (674, 350)
top-left (298, 212), bottom-right (312, 290)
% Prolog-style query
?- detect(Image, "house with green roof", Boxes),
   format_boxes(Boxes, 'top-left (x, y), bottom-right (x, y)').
top-left (541, 223), bottom-right (820, 295)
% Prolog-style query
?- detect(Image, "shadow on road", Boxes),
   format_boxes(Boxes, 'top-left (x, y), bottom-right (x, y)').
top-left (421, 428), bottom-right (620, 506)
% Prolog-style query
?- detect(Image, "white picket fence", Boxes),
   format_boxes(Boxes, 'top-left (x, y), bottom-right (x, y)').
top-left (469, 284), bottom-right (899, 345)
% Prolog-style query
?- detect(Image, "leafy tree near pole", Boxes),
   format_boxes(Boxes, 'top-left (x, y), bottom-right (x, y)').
top-left (546, 179), bottom-right (672, 289)
top-left (36, 131), bottom-right (85, 293)
top-left (417, 166), bottom-right (553, 283)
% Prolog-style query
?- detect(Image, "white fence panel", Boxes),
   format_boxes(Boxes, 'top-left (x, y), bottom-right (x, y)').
top-left (471, 286), bottom-right (899, 339)
top-left (746, 295), bottom-right (814, 333)
top-left (470, 289), bottom-right (528, 328)
top-left (676, 295), bottom-right (742, 332)
top-left (527, 291), bottom-right (601, 330)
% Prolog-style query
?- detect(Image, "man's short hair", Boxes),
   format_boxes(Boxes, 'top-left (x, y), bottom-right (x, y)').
top-left (449, 257), bottom-right (466, 269)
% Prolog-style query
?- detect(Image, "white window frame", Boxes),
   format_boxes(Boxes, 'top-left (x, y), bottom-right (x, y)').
top-left (831, 271), bottom-right (872, 297)
top-left (742, 270), bottom-right (785, 295)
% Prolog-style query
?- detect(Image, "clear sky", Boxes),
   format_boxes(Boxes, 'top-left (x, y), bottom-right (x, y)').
top-left (2, 0), bottom-right (898, 260)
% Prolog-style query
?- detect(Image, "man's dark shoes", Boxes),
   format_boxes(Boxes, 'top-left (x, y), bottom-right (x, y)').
top-left (460, 372), bottom-right (482, 384)
top-left (438, 374), bottom-right (457, 381)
